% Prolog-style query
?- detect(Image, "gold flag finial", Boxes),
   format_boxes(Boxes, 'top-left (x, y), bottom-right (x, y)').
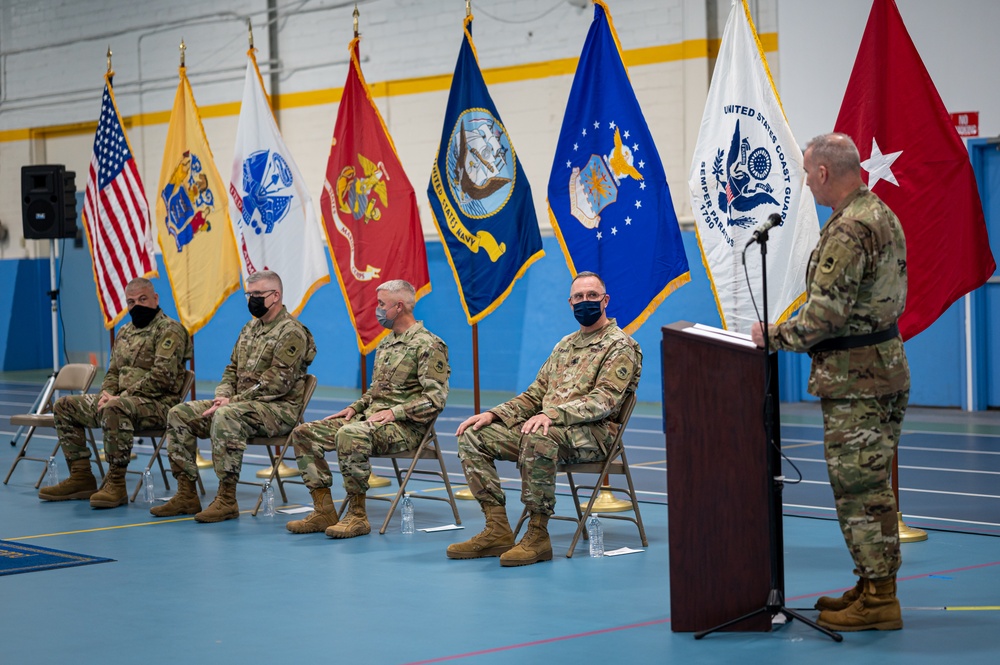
top-left (353, 4), bottom-right (359, 38)
top-left (179, 38), bottom-right (186, 67)
top-left (466, 0), bottom-right (471, 17)
top-left (106, 45), bottom-right (113, 74)
top-left (247, 18), bottom-right (254, 49)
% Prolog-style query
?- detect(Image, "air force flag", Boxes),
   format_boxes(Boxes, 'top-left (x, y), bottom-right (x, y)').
top-left (548, 0), bottom-right (689, 334)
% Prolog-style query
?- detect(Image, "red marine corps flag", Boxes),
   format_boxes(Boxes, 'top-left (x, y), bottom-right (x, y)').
top-left (321, 35), bottom-right (430, 353)
top-left (835, 0), bottom-right (995, 340)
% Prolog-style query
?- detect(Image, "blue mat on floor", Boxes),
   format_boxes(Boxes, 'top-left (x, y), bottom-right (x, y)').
top-left (0, 540), bottom-right (114, 576)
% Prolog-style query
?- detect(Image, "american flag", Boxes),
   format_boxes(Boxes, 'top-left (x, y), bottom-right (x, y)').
top-left (82, 76), bottom-right (156, 327)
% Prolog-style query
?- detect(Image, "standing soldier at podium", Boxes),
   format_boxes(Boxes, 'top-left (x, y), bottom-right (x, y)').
top-left (752, 133), bottom-right (909, 632)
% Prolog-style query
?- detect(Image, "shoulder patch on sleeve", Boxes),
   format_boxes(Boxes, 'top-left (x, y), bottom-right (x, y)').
top-left (606, 354), bottom-right (635, 391)
top-left (161, 337), bottom-right (174, 350)
top-left (284, 344), bottom-right (299, 358)
top-left (820, 255), bottom-right (838, 274)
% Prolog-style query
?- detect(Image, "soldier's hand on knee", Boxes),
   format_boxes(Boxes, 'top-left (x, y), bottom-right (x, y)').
top-left (368, 409), bottom-right (395, 424)
top-left (96, 391), bottom-right (113, 410)
top-left (202, 397), bottom-right (230, 417)
top-left (326, 407), bottom-right (356, 421)
top-left (521, 414), bottom-right (552, 435)
top-left (456, 412), bottom-right (494, 436)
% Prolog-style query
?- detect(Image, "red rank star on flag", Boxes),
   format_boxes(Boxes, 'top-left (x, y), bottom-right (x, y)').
top-left (834, 0), bottom-right (995, 341)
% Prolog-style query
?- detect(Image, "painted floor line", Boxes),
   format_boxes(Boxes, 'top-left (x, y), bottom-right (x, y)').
top-left (400, 617), bottom-right (672, 665)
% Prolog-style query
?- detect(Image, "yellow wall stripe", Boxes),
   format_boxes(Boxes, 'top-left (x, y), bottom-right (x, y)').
top-left (0, 34), bottom-right (776, 143)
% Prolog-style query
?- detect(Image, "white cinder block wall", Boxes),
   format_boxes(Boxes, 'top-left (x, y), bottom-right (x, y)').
top-left (0, 0), bottom-right (750, 259)
top-left (2, 0), bottom-right (998, 262)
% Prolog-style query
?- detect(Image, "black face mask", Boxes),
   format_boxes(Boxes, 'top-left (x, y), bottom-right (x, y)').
top-left (573, 300), bottom-right (603, 327)
top-left (247, 295), bottom-right (270, 319)
top-left (129, 305), bottom-right (160, 329)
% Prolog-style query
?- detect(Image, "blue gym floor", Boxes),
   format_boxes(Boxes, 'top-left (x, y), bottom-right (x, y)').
top-left (1, 373), bottom-right (998, 664)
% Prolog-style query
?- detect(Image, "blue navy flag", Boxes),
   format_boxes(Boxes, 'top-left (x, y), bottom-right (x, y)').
top-left (548, 0), bottom-right (689, 334)
top-left (428, 14), bottom-right (544, 325)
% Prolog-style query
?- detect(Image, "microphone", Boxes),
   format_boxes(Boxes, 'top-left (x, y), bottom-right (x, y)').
top-left (745, 213), bottom-right (784, 247)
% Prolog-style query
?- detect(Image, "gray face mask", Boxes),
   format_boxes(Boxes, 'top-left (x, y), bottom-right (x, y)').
top-left (375, 304), bottom-right (398, 329)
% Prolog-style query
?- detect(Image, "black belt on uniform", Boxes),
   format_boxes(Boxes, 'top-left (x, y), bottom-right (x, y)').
top-left (809, 323), bottom-right (900, 353)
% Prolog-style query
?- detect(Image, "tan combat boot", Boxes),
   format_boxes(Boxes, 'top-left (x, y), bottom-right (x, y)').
top-left (815, 575), bottom-right (865, 611)
top-left (499, 513), bottom-right (552, 567)
top-left (286, 487), bottom-right (339, 534)
top-left (446, 504), bottom-right (515, 559)
top-left (150, 475), bottom-right (202, 517)
top-left (38, 458), bottom-right (97, 501)
top-left (817, 577), bottom-right (902, 631)
top-left (194, 480), bottom-right (240, 523)
top-left (325, 493), bottom-right (370, 539)
top-left (90, 465), bottom-right (128, 509)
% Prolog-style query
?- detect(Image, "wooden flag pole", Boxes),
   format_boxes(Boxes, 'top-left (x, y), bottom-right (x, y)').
top-left (894, 448), bottom-right (926, 542)
top-left (362, 348), bottom-right (390, 488)
top-left (456, 323), bottom-right (481, 500)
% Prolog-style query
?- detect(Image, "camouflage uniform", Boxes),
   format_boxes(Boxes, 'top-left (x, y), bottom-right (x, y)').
top-left (292, 322), bottom-right (449, 494)
top-left (770, 185), bottom-right (909, 579)
top-left (459, 319), bottom-right (641, 516)
top-left (53, 310), bottom-right (191, 467)
top-left (165, 307), bottom-right (316, 482)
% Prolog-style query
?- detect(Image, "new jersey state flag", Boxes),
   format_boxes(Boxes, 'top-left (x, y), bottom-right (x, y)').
top-left (548, 0), bottom-right (689, 334)
top-left (157, 64), bottom-right (241, 334)
top-left (322, 37), bottom-right (430, 354)
top-left (689, 0), bottom-right (820, 334)
top-left (229, 48), bottom-right (329, 315)
top-left (428, 14), bottom-right (544, 325)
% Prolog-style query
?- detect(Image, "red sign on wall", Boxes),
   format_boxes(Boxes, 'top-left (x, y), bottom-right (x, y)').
top-left (951, 111), bottom-right (979, 137)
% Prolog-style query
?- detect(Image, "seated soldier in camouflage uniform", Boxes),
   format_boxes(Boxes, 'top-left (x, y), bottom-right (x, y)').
top-left (39, 277), bottom-right (192, 509)
top-left (448, 272), bottom-right (641, 566)
top-left (286, 279), bottom-right (449, 539)
top-left (151, 270), bottom-right (316, 523)
top-left (753, 133), bottom-right (910, 632)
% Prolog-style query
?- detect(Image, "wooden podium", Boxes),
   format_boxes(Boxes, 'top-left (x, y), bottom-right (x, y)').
top-left (661, 321), bottom-right (781, 632)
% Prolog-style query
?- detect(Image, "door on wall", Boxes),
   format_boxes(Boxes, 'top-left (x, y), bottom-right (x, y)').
top-left (971, 139), bottom-right (1000, 408)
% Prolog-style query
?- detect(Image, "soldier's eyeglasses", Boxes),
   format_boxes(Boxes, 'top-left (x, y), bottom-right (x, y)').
top-left (245, 290), bottom-right (276, 299)
top-left (569, 291), bottom-right (606, 304)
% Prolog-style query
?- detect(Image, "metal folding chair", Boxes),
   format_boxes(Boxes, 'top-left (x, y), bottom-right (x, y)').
top-left (337, 416), bottom-right (462, 534)
top-left (514, 390), bottom-right (647, 557)
top-left (5, 363), bottom-right (105, 487)
top-left (127, 370), bottom-right (205, 502)
top-left (243, 374), bottom-right (318, 516)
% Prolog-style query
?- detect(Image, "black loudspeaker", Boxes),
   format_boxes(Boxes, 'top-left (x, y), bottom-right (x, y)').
top-left (21, 164), bottom-right (78, 240)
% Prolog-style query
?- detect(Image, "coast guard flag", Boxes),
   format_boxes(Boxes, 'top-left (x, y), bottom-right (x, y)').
top-left (157, 64), bottom-right (241, 334)
top-left (229, 48), bottom-right (330, 316)
top-left (548, 0), bottom-right (690, 334)
top-left (835, 0), bottom-right (995, 341)
top-left (82, 72), bottom-right (157, 328)
top-left (688, 0), bottom-right (820, 334)
top-left (428, 14), bottom-right (544, 325)
top-left (323, 38), bottom-right (430, 354)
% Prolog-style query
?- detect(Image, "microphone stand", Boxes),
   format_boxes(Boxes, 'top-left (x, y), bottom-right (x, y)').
top-left (694, 227), bottom-right (842, 642)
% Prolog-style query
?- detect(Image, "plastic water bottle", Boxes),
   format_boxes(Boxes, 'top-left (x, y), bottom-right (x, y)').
top-left (400, 494), bottom-right (415, 534)
top-left (587, 515), bottom-right (604, 557)
top-left (261, 481), bottom-right (276, 517)
top-left (45, 456), bottom-right (60, 486)
top-left (141, 470), bottom-right (155, 503)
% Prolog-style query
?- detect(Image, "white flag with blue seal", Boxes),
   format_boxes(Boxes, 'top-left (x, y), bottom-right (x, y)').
top-left (688, 0), bottom-right (819, 333)
top-left (228, 48), bottom-right (329, 315)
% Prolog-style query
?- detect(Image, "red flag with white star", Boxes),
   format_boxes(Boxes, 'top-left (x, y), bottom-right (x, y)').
top-left (834, 0), bottom-right (995, 341)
